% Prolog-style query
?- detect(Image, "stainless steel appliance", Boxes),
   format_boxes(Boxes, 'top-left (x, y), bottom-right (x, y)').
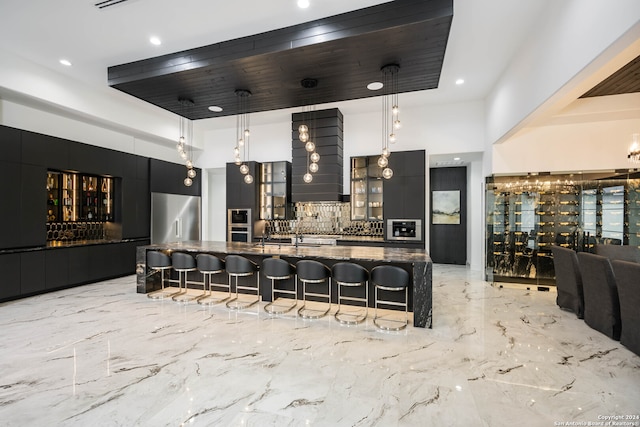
top-left (386, 219), bottom-right (422, 241)
top-left (228, 209), bottom-right (252, 242)
top-left (151, 193), bottom-right (201, 244)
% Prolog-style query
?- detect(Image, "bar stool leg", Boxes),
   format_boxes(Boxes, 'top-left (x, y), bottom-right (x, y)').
top-left (264, 275), bottom-right (298, 315)
top-left (334, 282), bottom-right (368, 325)
top-left (297, 278), bottom-right (332, 319)
top-left (226, 274), bottom-right (260, 310)
top-left (373, 285), bottom-right (409, 331)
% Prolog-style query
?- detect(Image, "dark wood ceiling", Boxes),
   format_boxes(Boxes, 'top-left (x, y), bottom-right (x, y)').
top-left (580, 53), bottom-right (640, 98)
top-left (108, 0), bottom-right (453, 120)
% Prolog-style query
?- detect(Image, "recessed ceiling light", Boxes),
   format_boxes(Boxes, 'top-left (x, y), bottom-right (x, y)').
top-left (454, 157), bottom-right (461, 161)
top-left (59, 59), bottom-right (72, 66)
top-left (455, 78), bottom-right (465, 85)
top-left (150, 36), bottom-right (162, 46)
top-left (367, 82), bottom-right (383, 91)
top-left (208, 106), bottom-right (223, 112)
top-left (298, 0), bottom-right (310, 8)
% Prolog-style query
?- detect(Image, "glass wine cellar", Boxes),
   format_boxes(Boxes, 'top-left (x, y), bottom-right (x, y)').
top-left (485, 172), bottom-right (640, 286)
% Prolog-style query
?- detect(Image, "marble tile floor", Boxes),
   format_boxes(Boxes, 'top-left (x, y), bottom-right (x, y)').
top-left (0, 264), bottom-right (638, 427)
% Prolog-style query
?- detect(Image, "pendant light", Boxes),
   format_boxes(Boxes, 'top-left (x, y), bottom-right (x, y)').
top-left (233, 90), bottom-right (254, 184)
top-left (378, 64), bottom-right (400, 179)
top-left (176, 97), bottom-right (196, 187)
top-left (298, 78), bottom-right (320, 183)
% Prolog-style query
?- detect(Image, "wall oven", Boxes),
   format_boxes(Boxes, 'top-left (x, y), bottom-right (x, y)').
top-left (386, 219), bottom-right (422, 241)
top-left (227, 209), bottom-right (252, 242)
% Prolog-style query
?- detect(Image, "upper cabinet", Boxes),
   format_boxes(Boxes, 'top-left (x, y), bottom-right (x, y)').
top-left (351, 156), bottom-right (383, 221)
top-left (260, 161), bottom-right (292, 220)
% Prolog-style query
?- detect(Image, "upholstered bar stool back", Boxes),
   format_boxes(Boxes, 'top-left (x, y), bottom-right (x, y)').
top-left (611, 260), bottom-right (640, 356)
top-left (371, 265), bottom-right (410, 330)
top-left (171, 252), bottom-right (199, 302)
top-left (195, 254), bottom-right (228, 305)
top-left (225, 255), bottom-right (260, 310)
top-left (146, 251), bottom-right (175, 299)
top-left (296, 260), bottom-right (332, 319)
top-left (332, 262), bottom-right (369, 325)
top-left (262, 257), bottom-right (297, 315)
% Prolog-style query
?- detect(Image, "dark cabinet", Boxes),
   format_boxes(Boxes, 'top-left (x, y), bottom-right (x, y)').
top-left (45, 248), bottom-right (69, 289)
top-left (22, 132), bottom-right (69, 169)
top-left (0, 254), bottom-right (21, 300)
top-left (122, 178), bottom-right (150, 239)
top-left (68, 246), bottom-right (90, 285)
top-left (21, 164), bottom-right (47, 248)
top-left (20, 251), bottom-right (45, 295)
top-left (383, 150), bottom-right (426, 220)
top-left (350, 156), bottom-right (384, 221)
top-left (227, 162), bottom-right (260, 210)
top-left (0, 161), bottom-right (22, 249)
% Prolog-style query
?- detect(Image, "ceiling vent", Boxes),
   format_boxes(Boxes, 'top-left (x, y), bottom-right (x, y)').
top-left (94, 0), bottom-right (133, 9)
top-left (435, 160), bottom-right (465, 167)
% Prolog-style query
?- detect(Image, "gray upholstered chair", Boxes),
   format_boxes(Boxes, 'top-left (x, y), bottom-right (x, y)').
top-left (595, 244), bottom-right (640, 263)
top-left (550, 246), bottom-right (584, 318)
top-left (611, 260), bottom-right (640, 356)
top-left (576, 252), bottom-right (621, 340)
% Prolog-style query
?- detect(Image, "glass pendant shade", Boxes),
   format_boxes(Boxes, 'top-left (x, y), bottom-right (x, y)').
top-left (187, 168), bottom-right (196, 179)
top-left (377, 156), bottom-right (388, 168)
top-left (305, 141), bottom-right (316, 152)
top-left (180, 151), bottom-right (188, 160)
top-left (299, 132), bottom-right (309, 143)
top-left (244, 174), bottom-right (254, 184)
top-left (389, 133), bottom-right (397, 144)
top-left (309, 162), bottom-right (319, 173)
top-left (244, 129), bottom-right (250, 137)
top-left (234, 157), bottom-right (242, 165)
top-left (382, 167), bottom-right (393, 179)
top-left (382, 147), bottom-right (390, 157)
top-left (392, 105), bottom-right (399, 115)
top-left (239, 164), bottom-right (249, 175)
top-left (184, 177), bottom-right (193, 187)
top-left (238, 138), bottom-right (244, 146)
top-left (186, 160), bottom-right (193, 169)
top-left (298, 124), bottom-right (308, 133)
top-left (233, 147), bottom-right (239, 155)
top-left (303, 173), bottom-right (313, 183)
top-left (310, 152), bottom-right (320, 163)
top-left (394, 119), bottom-right (401, 130)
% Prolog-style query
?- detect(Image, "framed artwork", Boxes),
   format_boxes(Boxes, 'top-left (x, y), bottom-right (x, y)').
top-left (432, 190), bottom-right (460, 224)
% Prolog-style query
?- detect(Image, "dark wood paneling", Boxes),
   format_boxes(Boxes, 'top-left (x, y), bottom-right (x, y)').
top-left (226, 161), bottom-right (260, 210)
top-left (429, 167), bottom-right (467, 265)
top-left (107, 0), bottom-right (453, 120)
top-left (291, 108), bottom-right (343, 202)
top-left (0, 254), bottom-right (21, 300)
top-left (149, 158), bottom-right (201, 196)
top-left (581, 53), bottom-right (640, 98)
top-left (0, 125), bottom-right (22, 163)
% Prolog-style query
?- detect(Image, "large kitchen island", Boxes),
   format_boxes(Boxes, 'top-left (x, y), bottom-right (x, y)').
top-left (136, 241), bottom-right (433, 328)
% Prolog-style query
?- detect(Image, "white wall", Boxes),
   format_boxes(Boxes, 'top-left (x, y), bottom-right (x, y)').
top-left (485, 0), bottom-right (640, 145)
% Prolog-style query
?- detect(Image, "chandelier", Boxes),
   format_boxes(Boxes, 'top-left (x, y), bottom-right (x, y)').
top-left (176, 97), bottom-right (196, 187)
top-left (628, 133), bottom-right (640, 163)
top-left (233, 90), bottom-right (254, 184)
top-left (377, 64), bottom-right (401, 179)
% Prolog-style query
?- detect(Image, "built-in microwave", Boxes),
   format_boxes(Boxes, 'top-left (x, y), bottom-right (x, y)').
top-left (386, 219), bottom-right (422, 241)
top-left (228, 209), bottom-right (252, 242)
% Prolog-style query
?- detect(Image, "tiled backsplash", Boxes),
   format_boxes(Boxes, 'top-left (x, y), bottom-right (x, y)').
top-left (264, 202), bottom-right (384, 237)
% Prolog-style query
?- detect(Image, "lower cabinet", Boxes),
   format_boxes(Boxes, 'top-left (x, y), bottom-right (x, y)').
top-left (0, 240), bottom-right (149, 302)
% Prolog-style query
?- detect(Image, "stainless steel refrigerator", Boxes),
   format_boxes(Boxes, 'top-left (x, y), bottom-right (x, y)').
top-left (151, 192), bottom-right (201, 244)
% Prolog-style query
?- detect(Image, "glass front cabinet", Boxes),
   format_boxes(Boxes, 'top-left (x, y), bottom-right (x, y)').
top-left (260, 161), bottom-right (291, 220)
top-left (485, 173), bottom-right (640, 286)
top-left (47, 171), bottom-right (114, 223)
top-left (350, 156), bottom-right (383, 221)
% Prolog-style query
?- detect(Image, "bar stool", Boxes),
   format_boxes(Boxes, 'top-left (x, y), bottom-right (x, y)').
top-left (171, 252), bottom-right (199, 302)
top-left (371, 265), bottom-right (410, 331)
top-left (332, 262), bottom-right (369, 325)
top-left (195, 254), bottom-right (229, 305)
top-left (297, 260), bottom-right (331, 319)
top-left (262, 257), bottom-right (297, 315)
top-left (146, 251), bottom-right (176, 299)
top-left (225, 255), bottom-right (260, 310)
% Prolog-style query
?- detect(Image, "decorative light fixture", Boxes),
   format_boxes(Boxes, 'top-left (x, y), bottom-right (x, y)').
top-left (628, 133), bottom-right (640, 163)
top-left (233, 89), bottom-right (254, 184)
top-left (378, 64), bottom-right (400, 179)
top-left (298, 78), bottom-right (320, 183)
top-left (176, 97), bottom-right (196, 187)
